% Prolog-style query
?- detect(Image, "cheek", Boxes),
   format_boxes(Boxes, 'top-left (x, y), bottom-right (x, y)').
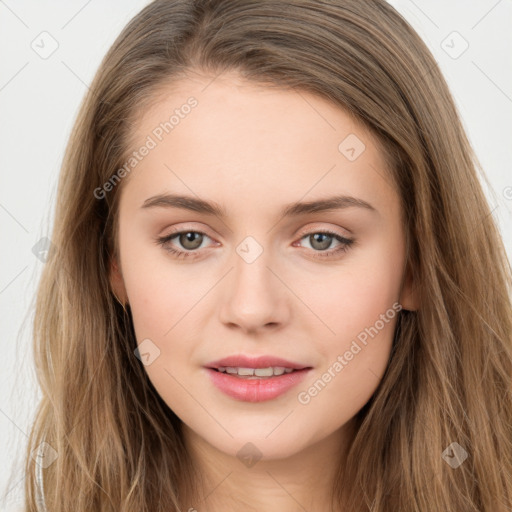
top-left (292, 237), bottom-right (403, 415)
top-left (294, 234), bottom-right (404, 352)
top-left (120, 248), bottom-right (204, 416)
top-left (294, 294), bottom-right (398, 437)
top-left (127, 275), bottom-right (199, 338)
top-left (119, 230), bottom-right (206, 339)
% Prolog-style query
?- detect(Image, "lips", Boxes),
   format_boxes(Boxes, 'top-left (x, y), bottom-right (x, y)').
top-left (204, 354), bottom-right (313, 402)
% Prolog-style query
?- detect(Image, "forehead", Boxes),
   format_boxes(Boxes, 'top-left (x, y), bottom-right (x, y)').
top-left (119, 71), bottom-right (399, 221)
top-left (129, 70), bottom-right (381, 160)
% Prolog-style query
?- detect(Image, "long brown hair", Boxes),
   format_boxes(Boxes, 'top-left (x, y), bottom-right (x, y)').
top-left (18, 0), bottom-right (512, 510)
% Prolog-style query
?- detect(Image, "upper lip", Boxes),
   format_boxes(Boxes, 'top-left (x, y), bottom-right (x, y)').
top-left (205, 355), bottom-right (311, 370)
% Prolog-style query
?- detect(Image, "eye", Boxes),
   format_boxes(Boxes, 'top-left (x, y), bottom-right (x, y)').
top-left (155, 230), bottom-right (215, 260)
top-left (293, 230), bottom-right (354, 259)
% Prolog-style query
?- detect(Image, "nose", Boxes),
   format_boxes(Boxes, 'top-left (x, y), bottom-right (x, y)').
top-left (218, 245), bottom-right (291, 334)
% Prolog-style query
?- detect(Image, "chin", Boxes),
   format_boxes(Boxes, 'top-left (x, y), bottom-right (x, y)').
top-left (194, 424), bottom-right (312, 462)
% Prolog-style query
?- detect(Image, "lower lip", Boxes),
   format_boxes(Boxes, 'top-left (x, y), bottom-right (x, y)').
top-left (204, 368), bottom-right (312, 402)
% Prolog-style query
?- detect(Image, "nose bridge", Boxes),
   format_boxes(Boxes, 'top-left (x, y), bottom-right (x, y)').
top-left (218, 234), bottom-right (289, 331)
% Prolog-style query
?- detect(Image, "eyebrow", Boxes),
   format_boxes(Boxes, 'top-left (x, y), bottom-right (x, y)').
top-left (141, 193), bottom-right (378, 218)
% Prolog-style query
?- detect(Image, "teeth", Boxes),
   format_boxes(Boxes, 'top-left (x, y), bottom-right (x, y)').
top-left (254, 367), bottom-right (273, 377)
top-left (217, 366), bottom-right (296, 377)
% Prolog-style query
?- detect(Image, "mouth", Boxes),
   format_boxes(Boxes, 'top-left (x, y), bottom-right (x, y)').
top-left (203, 355), bottom-right (313, 402)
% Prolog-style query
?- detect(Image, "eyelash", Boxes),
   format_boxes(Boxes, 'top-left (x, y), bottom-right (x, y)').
top-left (155, 228), bottom-right (354, 261)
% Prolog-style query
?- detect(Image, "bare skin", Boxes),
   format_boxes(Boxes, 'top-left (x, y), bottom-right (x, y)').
top-left (110, 70), bottom-right (418, 512)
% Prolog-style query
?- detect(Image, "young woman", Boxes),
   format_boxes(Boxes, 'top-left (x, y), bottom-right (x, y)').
top-left (21, 0), bottom-right (512, 510)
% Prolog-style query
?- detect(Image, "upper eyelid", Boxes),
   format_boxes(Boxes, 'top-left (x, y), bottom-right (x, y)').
top-left (162, 225), bottom-right (216, 242)
top-left (295, 224), bottom-right (351, 239)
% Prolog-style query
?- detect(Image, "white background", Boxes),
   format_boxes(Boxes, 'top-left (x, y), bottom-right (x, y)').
top-left (1, 0), bottom-right (511, 509)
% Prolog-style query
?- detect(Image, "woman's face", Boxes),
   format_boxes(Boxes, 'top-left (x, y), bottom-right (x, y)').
top-left (111, 71), bottom-right (416, 461)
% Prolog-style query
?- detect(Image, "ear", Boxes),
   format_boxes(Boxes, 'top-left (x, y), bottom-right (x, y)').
top-left (109, 255), bottom-right (128, 305)
top-left (398, 260), bottom-right (419, 311)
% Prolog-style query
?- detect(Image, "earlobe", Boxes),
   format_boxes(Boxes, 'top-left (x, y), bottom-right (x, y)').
top-left (109, 256), bottom-right (128, 306)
